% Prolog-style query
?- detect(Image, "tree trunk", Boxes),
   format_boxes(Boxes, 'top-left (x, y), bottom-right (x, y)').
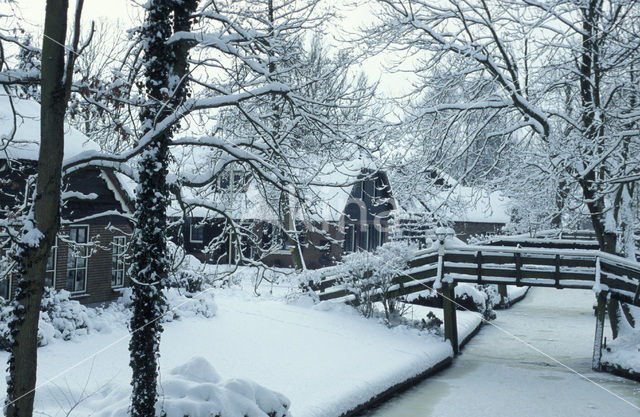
top-left (5, 1), bottom-right (70, 416)
top-left (128, 2), bottom-right (197, 416)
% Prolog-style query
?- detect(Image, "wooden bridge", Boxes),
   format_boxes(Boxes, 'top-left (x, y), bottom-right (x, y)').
top-left (314, 235), bottom-right (640, 370)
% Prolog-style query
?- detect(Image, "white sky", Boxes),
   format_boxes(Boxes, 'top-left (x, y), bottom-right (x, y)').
top-left (12, 0), bottom-right (416, 97)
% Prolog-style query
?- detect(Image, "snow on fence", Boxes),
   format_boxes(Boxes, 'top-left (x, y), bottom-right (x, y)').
top-left (314, 243), bottom-right (640, 307)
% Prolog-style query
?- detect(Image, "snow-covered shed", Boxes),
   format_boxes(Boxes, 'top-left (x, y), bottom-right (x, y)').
top-left (0, 97), bottom-right (134, 304)
top-left (389, 169), bottom-right (511, 243)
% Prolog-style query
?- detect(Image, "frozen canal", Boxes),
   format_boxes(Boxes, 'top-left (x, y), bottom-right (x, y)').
top-left (365, 287), bottom-right (640, 417)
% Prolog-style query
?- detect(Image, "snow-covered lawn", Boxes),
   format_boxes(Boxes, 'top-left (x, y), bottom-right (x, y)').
top-left (0, 283), bottom-right (481, 417)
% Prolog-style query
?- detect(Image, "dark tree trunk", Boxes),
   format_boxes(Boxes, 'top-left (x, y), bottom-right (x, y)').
top-left (5, 1), bottom-right (72, 416)
top-left (128, 1), bottom-right (196, 416)
top-left (576, 1), bottom-right (634, 339)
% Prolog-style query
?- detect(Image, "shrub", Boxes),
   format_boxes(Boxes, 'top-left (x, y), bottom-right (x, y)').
top-left (337, 241), bottom-right (417, 321)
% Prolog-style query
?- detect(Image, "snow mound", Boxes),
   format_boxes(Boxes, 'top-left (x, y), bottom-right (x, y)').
top-left (96, 357), bottom-right (292, 417)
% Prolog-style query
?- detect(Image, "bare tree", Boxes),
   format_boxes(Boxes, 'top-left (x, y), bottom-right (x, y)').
top-left (4, 1), bottom-right (85, 416)
top-left (369, 0), bottom-right (640, 336)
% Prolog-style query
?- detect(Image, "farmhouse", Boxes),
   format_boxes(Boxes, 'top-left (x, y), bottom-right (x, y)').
top-left (176, 160), bottom-right (395, 269)
top-left (175, 160), bottom-right (510, 268)
top-left (0, 97), bottom-right (134, 305)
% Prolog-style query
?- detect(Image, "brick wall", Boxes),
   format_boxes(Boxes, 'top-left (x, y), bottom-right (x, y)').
top-left (49, 223), bottom-right (133, 305)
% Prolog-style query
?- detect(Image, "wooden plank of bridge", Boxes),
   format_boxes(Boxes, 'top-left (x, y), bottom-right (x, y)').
top-left (592, 291), bottom-right (608, 371)
top-left (440, 281), bottom-right (459, 354)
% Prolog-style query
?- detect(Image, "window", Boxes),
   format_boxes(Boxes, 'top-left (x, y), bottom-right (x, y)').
top-left (360, 181), bottom-right (366, 200)
top-left (66, 226), bottom-right (88, 293)
top-left (44, 239), bottom-right (57, 288)
top-left (217, 167), bottom-right (248, 192)
top-left (190, 222), bottom-right (204, 243)
top-left (359, 226), bottom-right (369, 251)
top-left (112, 236), bottom-right (126, 288)
top-left (373, 178), bottom-right (385, 199)
top-left (0, 275), bottom-right (10, 299)
top-left (344, 224), bottom-right (356, 253)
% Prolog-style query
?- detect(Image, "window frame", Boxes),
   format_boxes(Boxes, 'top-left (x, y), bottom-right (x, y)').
top-left (0, 274), bottom-right (11, 299)
top-left (44, 237), bottom-right (58, 288)
top-left (189, 222), bottom-right (204, 243)
top-left (65, 225), bottom-right (90, 294)
top-left (111, 236), bottom-right (127, 288)
top-left (359, 225), bottom-right (369, 251)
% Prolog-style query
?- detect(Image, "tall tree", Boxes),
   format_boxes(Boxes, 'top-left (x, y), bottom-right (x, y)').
top-left (369, 0), bottom-right (640, 336)
top-left (5, 1), bottom-right (84, 416)
top-left (127, 1), bottom-right (197, 416)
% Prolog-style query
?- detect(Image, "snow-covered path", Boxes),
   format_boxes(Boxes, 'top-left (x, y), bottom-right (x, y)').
top-left (364, 288), bottom-right (640, 417)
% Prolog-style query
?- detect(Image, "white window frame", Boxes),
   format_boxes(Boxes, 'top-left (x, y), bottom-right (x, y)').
top-left (190, 222), bottom-right (204, 243)
top-left (66, 225), bottom-right (89, 294)
top-left (344, 224), bottom-right (356, 253)
top-left (112, 236), bottom-right (127, 288)
top-left (360, 226), bottom-right (369, 251)
top-left (45, 238), bottom-right (58, 288)
top-left (0, 274), bottom-right (11, 299)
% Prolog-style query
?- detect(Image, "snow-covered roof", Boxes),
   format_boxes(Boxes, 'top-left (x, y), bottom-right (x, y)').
top-left (303, 157), bottom-right (379, 222)
top-left (169, 156), bottom-right (380, 224)
top-left (0, 95), bottom-right (100, 161)
top-left (390, 171), bottom-right (511, 225)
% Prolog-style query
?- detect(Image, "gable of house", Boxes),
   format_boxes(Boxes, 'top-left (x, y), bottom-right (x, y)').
top-left (0, 97), bottom-right (134, 304)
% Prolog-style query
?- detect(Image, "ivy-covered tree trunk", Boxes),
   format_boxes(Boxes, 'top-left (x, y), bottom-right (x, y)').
top-left (128, 1), bottom-right (196, 416)
top-left (5, 1), bottom-right (75, 416)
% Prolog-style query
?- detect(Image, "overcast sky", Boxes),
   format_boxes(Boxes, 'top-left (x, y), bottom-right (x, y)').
top-left (11, 0), bottom-right (416, 97)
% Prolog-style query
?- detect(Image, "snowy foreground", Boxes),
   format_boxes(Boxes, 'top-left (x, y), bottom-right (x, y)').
top-left (0, 276), bottom-right (482, 417)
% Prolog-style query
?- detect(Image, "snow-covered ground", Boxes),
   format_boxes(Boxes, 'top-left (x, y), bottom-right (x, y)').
top-left (0, 269), bottom-right (482, 417)
top-left (364, 287), bottom-right (640, 417)
top-left (507, 285), bottom-right (528, 302)
top-left (602, 304), bottom-right (640, 376)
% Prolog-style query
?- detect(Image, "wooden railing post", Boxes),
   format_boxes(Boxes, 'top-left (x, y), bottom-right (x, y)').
top-left (592, 290), bottom-right (607, 371)
top-left (498, 284), bottom-right (508, 307)
top-left (514, 252), bottom-right (522, 286)
top-left (554, 254), bottom-right (561, 289)
top-left (441, 281), bottom-right (459, 355)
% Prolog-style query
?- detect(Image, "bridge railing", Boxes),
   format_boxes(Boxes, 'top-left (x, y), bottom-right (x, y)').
top-left (315, 243), bottom-right (640, 306)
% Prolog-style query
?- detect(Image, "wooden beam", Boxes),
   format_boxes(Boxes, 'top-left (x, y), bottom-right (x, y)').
top-left (440, 281), bottom-right (459, 354)
top-left (476, 251), bottom-right (483, 283)
top-left (592, 291), bottom-right (607, 371)
top-left (514, 252), bottom-right (522, 286)
top-left (498, 284), bottom-right (508, 307)
top-left (554, 254), bottom-right (561, 289)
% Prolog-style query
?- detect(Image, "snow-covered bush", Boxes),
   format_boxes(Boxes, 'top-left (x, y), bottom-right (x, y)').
top-left (337, 242), bottom-right (417, 321)
top-left (0, 298), bottom-right (13, 351)
top-left (95, 357), bottom-right (292, 417)
top-left (0, 277), bottom-right (217, 351)
top-left (117, 286), bottom-right (217, 323)
top-left (39, 288), bottom-right (91, 341)
top-left (162, 287), bottom-right (217, 322)
top-left (167, 268), bottom-right (204, 294)
top-left (406, 283), bottom-right (498, 320)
